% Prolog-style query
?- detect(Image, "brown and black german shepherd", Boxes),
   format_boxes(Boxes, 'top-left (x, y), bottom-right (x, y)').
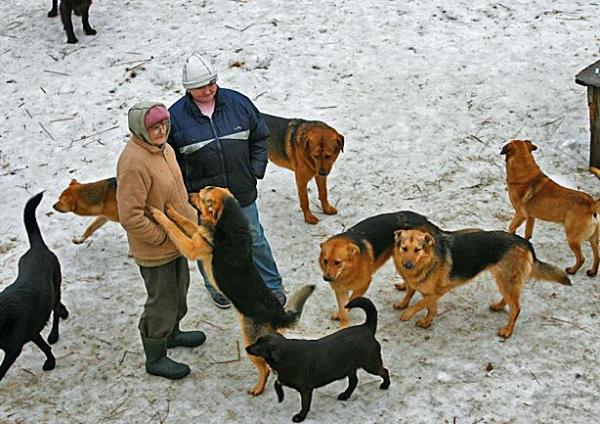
top-left (263, 113), bottom-right (344, 224)
top-left (149, 186), bottom-right (315, 396)
top-left (501, 139), bottom-right (600, 276)
top-left (319, 211), bottom-right (441, 327)
top-left (53, 178), bottom-right (119, 244)
top-left (392, 228), bottom-right (571, 338)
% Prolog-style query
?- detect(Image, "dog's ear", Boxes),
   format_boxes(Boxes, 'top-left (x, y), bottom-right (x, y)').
top-left (269, 345), bottom-right (283, 364)
top-left (525, 140), bottom-right (537, 152)
top-left (69, 179), bottom-right (79, 186)
top-left (337, 133), bottom-right (345, 153)
top-left (423, 233), bottom-right (435, 247)
top-left (394, 230), bottom-right (404, 244)
top-left (346, 244), bottom-right (360, 258)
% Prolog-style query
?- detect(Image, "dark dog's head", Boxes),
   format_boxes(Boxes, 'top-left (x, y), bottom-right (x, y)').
top-left (319, 236), bottom-right (360, 283)
top-left (302, 123), bottom-right (344, 176)
top-left (500, 139), bottom-right (537, 158)
top-left (393, 229), bottom-right (435, 274)
top-left (245, 333), bottom-right (286, 368)
top-left (53, 179), bottom-right (81, 212)
top-left (189, 186), bottom-right (234, 226)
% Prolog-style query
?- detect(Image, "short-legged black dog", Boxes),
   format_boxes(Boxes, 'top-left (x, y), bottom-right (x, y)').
top-left (48, 0), bottom-right (96, 44)
top-left (0, 192), bottom-right (69, 383)
top-left (246, 297), bottom-right (390, 422)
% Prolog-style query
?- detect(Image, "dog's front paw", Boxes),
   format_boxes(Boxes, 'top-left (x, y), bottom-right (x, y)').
top-left (48, 9), bottom-right (58, 17)
top-left (394, 282), bottom-right (406, 291)
top-left (292, 413), bottom-right (307, 423)
top-left (322, 204), bottom-right (337, 215)
top-left (43, 357), bottom-right (56, 371)
top-left (67, 37), bottom-right (78, 44)
top-left (399, 311), bottom-right (412, 321)
top-left (248, 384), bottom-right (265, 396)
top-left (165, 204), bottom-right (176, 218)
top-left (586, 268), bottom-right (598, 277)
top-left (565, 265), bottom-right (579, 275)
top-left (393, 300), bottom-right (409, 310)
top-left (303, 212), bottom-right (319, 225)
top-left (416, 318), bottom-right (432, 328)
top-left (497, 326), bottom-right (513, 339)
top-left (330, 311), bottom-right (340, 321)
top-left (337, 391), bottom-right (351, 401)
top-left (85, 28), bottom-right (97, 36)
top-left (72, 236), bottom-right (85, 245)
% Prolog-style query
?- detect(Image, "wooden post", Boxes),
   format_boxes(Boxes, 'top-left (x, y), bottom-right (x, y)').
top-left (575, 59), bottom-right (600, 177)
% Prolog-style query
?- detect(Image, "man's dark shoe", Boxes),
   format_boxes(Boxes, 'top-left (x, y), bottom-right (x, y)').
top-left (141, 336), bottom-right (190, 380)
top-left (272, 288), bottom-right (287, 306)
top-left (207, 286), bottom-right (231, 309)
top-left (167, 326), bottom-right (206, 348)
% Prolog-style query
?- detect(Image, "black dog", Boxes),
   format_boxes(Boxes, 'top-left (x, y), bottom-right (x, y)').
top-left (246, 297), bottom-right (390, 422)
top-left (0, 192), bottom-right (69, 383)
top-left (48, 0), bottom-right (96, 44)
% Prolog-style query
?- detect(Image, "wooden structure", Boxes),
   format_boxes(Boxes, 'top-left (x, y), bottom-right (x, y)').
top-left (575, 59), bottom-right (600, 177)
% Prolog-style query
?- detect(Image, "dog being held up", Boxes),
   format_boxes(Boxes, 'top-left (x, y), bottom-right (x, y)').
top-left (149, 186), bottom-right (315, 395)
top-left (0, 192), bottom-right (69, 383)
top-left (246, 297), bottom-right (390, 423)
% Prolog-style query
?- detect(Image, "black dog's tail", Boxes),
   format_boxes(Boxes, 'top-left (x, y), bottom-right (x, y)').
top-left (24, 191), bottom-right (46, 249)
top-left (276, 285), bottom-right (315, 329)
top-left (345, 297), bottom-right (378, 334)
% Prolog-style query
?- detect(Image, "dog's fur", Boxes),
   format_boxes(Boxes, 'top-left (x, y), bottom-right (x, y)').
top-left (48, 0), bottom-right (96, 44)
top-left (263, 113), bottom-right (344, 224)
top-left (0, 192), bottom-right (69, 383)
top-left (149, 186), bottom-right (315, 395)
top-left (392, 228), bottom-right (571, 338)
top-left (501, 139), bottom-right (600, 276)
top-left (53, 178), bottom-right (119, 245)
top-left (319, 211), bottom-right (442, 327)
top-left (246, 297), bottom-right (390, 423)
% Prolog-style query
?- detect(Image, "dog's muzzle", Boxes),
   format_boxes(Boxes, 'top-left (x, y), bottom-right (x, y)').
top-left (403, 261), bottom-right (415, 270)
top-left (323, 274), bottom-right (334, 283)
top-left (318, 169), bottom-right (328, 176)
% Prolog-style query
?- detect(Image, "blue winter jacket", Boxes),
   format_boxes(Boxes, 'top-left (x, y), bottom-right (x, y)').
top-left (167, 88), bottom-right (269, 207)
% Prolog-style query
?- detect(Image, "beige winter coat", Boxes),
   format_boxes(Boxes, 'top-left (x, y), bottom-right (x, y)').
top-left (116, 135), bottom-right (196, 266)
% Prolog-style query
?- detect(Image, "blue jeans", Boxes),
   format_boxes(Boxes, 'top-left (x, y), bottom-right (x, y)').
top-left (198, 201), bottom-right (284, 295)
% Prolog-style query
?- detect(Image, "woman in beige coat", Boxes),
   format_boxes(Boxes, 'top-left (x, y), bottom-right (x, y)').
top-left (117, 101), bottom-right (205, 380)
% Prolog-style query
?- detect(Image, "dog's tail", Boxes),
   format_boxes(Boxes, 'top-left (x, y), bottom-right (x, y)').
top-left (345, 297), bottom-right (378, 334)
top-left (277, 285), bottom-right (315, 329)
top-left (24, 191), bottom-right (46, 249)
top-left (530, 259), bottom-right (571, 286)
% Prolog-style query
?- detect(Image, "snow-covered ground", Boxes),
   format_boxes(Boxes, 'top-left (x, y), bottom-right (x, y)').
top-left (1, 1), bottom-right (599, 422)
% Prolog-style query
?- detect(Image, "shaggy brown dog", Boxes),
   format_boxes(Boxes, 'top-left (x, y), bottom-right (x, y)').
top-left (53, 178), bottom-right (119, 244)
top-left (263, 113), bottom-right (344, 224)
top-left (48, 0), bottom-right (96, 44)
top-left (319, 211), bottom-right (441, 327)
top-left (501, 139), bottom-right (600, 276)
top-left (392, 228), bottom-right (571, 338)
top-left (149, 186), bottom-right (314, 396)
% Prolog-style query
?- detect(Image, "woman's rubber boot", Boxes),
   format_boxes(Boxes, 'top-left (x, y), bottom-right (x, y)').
top-left (141, 336), bottom-right (190, 379)
top-left (167, 325), bottom-right (206, 348)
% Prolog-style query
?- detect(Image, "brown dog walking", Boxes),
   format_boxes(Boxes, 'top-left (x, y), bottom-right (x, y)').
top-left (501, 139), bottom-right (600, 276)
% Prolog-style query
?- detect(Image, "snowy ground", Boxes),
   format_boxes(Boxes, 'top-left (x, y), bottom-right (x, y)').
top-left (1, 1), bottom-right (600, 423)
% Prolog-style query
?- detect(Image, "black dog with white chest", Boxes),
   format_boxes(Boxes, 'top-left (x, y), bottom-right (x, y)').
top-left (246, 297), bottom-right (390, 422)
top-left (48, 0), bottom-right (96, 44)
top-left (0, 192), bottom-right (69, 383)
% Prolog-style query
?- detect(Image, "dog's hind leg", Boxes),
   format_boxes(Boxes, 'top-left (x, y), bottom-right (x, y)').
top-left (0, 348), bottom-right (22, 382)
top-left (31, 334), bottom-right (56, 371)
top-left (565, 238), bottom-right (585, 275)
top-left (363, 359), bottom-right (391, 390)
top-left (48, 0), bottom-right (58, 17)
top-left (337, 370), bottom-right (358, 401)
top-left (81, 6), bottom-right (96, 35)
top-left (524, 217), bottom-right (535, 240)
top-left (293, 388), bottom-right (313, 423)
top-left (274, 379), bottom-right (285, 402)
top-left (73, 216), bottom-right (108, 244)
top-left (60, 6), bottom-right (78, 44)
top-left (493, 267), bottom-right (524, 339)
top-left (246, 353), bottom-right (270, 396)
top-left (295, 173), bottom-right (318, 224)
top-left (587, 228), bottom-right (600, 276)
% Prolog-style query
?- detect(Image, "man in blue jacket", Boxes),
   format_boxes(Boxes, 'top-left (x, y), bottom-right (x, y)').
top-left (167, 52), bottom-right (286, 308)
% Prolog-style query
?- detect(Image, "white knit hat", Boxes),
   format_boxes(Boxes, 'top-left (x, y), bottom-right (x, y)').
top-left (182, 53), bottom-right (218, 90)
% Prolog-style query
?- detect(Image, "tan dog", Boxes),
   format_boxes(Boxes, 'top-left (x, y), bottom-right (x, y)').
top-left (392, 228), bottom-right (571, 338)
top-left (53, 178), bottom-right (119, 244)
top-left (319, 211), bottom-right (440, 327)
top-left (501, 139), bottom-right (600, 276)
top-left (149, 187), bottom-right (314, 396)
top-left (263, 113), bottom-right (344, 224)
